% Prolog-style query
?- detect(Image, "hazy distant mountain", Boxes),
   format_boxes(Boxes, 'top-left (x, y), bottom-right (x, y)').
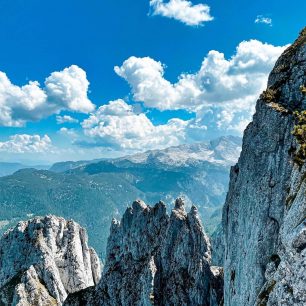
top-left (49, 160), bottom-right (94, 173)
top-left (0, 162), bottom-right (49, 177)
top-left (0, 136), bottom-right (241, 258)
top-left (115, 135), bottom-right (241, 168)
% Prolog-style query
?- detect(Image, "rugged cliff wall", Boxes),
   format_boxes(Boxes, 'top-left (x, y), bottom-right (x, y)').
top-left (223, 27), bottom-right (306, 306)
top-left (65, 199), bottom-right (223, 306)
top-left (0, 216), bottom-right (101, 305)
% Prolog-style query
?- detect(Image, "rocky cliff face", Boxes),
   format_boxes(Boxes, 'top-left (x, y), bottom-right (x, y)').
top-left (223, 27), bottom-right (306, 306)
top-left (0, 216), bottom-right (101, 305)
top-left (65, 199), bottom-right (223, 306)
top-left (94, 200), bottom-right (169, 306)
top-left (155, 201), bottom-right (212, 306)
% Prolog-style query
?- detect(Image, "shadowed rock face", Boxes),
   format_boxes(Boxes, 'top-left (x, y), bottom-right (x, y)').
top-left (65, 199), bottom-right (223, 306)
top-left (223, 27), bottom-right (306, 306)
top-left (0, 216), bottom-right (101, 305)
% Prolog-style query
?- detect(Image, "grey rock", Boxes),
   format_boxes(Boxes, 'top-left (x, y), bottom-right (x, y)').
top-left (155, 203), bottom-right (212, 306)
top-left (211, 224), bottom-right (224, 266)
top-left (65, 199), bottom-right (223, 306)
top-left (0, 216), bottom-right (101, 305)
top-left (94, 200), bottom-right (169, 306)
top-left (223, 27), bottom-right (306, 306)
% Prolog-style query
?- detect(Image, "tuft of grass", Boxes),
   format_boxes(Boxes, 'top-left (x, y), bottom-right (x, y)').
top-left (260, 88), bottom-right (278, 103)
top-left (257, 280), bottom-right (276, 306)
top-left (300, 85), bottom-right (306, 95)
top-left (292, 111), bottom-right (306, 166)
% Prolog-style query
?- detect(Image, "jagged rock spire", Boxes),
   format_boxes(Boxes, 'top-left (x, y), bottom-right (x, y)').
top-left (65, 199), bottom-right (223, 306)
top-left (0, 216), bottom-right (101, 305)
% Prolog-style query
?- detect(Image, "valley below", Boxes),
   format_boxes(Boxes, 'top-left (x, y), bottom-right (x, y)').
top-left (0, 136), bottom-right (241, 258)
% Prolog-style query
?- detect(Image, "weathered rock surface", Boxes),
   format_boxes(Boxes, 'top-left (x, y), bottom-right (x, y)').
top-left (223, 27), bottom-right (306, 306)
top-left (65, 199), bottom-right (223, 306)
top-left (0, 216), bottom-right (101, 305)
top-left (211, 224), bottom-right (224, 266)
top-left (155, 201), bottom-right (213, 306)
top-left (94, 200), bottom-right (169, 306)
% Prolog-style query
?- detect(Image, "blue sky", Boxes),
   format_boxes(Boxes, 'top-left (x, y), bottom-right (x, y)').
top-left (0, 0), bottom-right (305, 164)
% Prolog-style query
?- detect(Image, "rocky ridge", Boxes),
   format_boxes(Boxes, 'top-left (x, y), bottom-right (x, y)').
top-left (65, 199), bottom-right (223, 306)
top-left (0, 216), bottom-right (101, 305)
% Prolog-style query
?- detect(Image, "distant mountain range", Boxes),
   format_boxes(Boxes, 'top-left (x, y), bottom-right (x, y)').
top-left (0, 162), bottom-right (49, 177)
top-left (0, 136), bottom-right (241, 258)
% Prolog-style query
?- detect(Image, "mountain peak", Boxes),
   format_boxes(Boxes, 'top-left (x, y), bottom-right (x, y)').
top-left (64, 199), bottom-right (223, 306)
top-left (174, 197), bottom-right (185, 210)
top-left (265, 26), bottom-right (306, 111)
top-left (0, 215), bottom-right (101, 305)
top-left (116, 135), bottom-right (241, 168)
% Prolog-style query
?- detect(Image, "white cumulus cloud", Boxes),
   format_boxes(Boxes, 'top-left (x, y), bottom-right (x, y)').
top-left (45, 65), bottom-right (94, 113)
top-left (59, 127), bottom-right (78, 138)
top-left (0, 134), bottom-right (52, 153)
top-left (56, 115), bottom-right (79, 124)
top-left (115, 56), bottom-right (201, 111)
top-left (149, 0), bottom-right (213, 26)
top-left (81, 99), bottom-right (188, 151)
top-left (115, 40), bottom-right (286, 135)
top-left (0, 65), bottom-right (95, 127)
top-left (255, 15), bottom-right (272, 26)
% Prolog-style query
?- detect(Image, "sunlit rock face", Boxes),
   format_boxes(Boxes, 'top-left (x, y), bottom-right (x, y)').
top-left (223, 27), bottom-right (306, 306)
top-left (155, 200), bottom-right (212, 306)
top-left (0, 216), bottom-right (101, 305)
top-left (94, 200), bottom-right (169, 306)
top-left (65, 199), bottom-right (223, 306)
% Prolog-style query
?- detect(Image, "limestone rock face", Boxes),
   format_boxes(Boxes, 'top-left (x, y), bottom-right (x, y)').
top-left (0, 216), bottom-right (101, 305)
top-left (65, 199), bottom-right (223, 306)
top-left (211, 224), bottom-right (224, 266)
top-left (155, 201), bottom-right (212, 306)
top-left (94, 200), bottom-right (169, 306)
top-left (223, 27), bottom-right (306, 306)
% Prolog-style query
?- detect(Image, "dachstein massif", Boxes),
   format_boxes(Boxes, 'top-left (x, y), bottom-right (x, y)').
top-left (1, 28), bottom-right (306, 306)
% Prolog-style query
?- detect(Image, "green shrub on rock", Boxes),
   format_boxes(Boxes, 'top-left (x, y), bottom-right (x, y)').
top-left (292, 111), bottom-right (306, 166)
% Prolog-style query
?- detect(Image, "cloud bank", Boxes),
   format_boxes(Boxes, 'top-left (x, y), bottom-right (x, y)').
top-left (0, 134), bottom-right (52, 153)
top-left (114, 40), bottom-right (286, 141)
top-left (81, 99), bottom-right (187, 150)
top-left (0, 39), bottom-right (287, 158)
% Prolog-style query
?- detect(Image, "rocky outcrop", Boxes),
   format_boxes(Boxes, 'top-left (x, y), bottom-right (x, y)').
top-left (0, 216), bottom-right (101, 305)
top-left (155, 201), bottom-right (213, 306)
top-left (65, 199), bottom-right (223, 306)
top-left (223, 27), bottom-right (306, 306)
top-left (93, 200), bottom-right (169, 306)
